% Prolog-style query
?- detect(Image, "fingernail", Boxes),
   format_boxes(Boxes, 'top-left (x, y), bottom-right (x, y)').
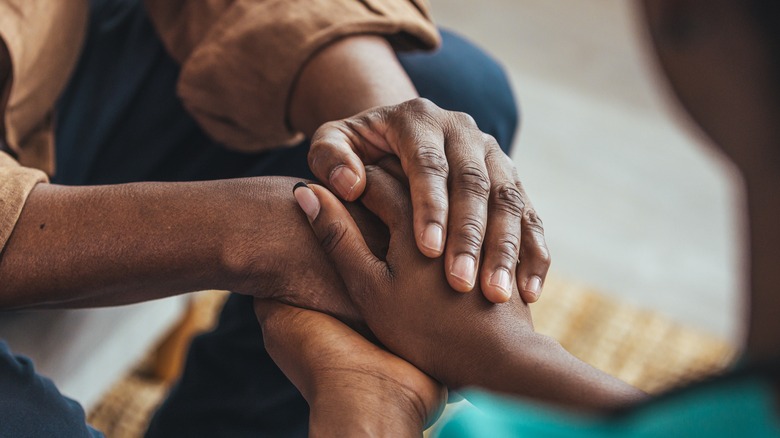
top-left (420, 224), bottom-right (444, 254)
top-left (524, 275), bottom-right (542, 299)
top-left (489, 268), bottom-right (512, 299)
top-left (450, 255), bottom-right (476, 289)
top-left (330, 166), bottom-right (360, 199)
top-left (293, 182), bottom-right (320, 220)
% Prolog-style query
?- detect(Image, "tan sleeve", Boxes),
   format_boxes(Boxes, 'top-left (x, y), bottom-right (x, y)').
top-left (0, 0), bottom-right (88, 174)
top-left (0, 151), bottom-right (48, 251)
top-left (145, 0), bottom-right (440, 152)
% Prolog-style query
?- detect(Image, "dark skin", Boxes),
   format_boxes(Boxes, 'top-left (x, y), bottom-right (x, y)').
top-left (257, 167), bottom-right (644, 435)
top-left (0, 36), bottom-right (550, 310)
top-left (259, 0), bottom-right (780, 432)
top-left (256, 300), bottom-right (447, 436)
top-left (290, 36), bottom-right (551, 304)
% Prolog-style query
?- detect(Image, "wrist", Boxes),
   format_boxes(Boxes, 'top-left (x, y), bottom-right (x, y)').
top-left (289, 35), bottom-right (418, 137)
top-left (310, 384), bottom-right (424, 437)
top-left (219, 176), bottom-right (309, 295)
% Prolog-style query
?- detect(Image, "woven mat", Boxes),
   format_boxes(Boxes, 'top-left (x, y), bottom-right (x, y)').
top-left (532, 276), bottom-right (735, 393)
top-left (87, 277), bottom-right (736, 437)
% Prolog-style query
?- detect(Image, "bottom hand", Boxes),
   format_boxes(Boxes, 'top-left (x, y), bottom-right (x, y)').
top-left (254, 299), bottom-right (446, 436)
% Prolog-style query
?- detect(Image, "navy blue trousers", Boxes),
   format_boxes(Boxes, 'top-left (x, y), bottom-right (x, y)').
top-left (19, 0), bottom-right (519, 436)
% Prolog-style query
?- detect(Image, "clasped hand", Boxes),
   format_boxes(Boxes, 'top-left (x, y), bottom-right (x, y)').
top-left (251, 99), bottom-right (552, 433)
top-left (255, 163), bottom-right (540, 433)
top-left (307, 98), bottom-right (549, 303)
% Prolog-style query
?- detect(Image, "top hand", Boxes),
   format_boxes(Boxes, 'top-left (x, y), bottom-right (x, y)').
top-left (229, 177), bottom-right (392, 331)
top-left (308, 98), bottom-right (550, 303)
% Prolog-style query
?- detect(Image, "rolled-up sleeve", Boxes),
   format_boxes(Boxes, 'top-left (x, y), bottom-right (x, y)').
top-left (145, 0), bottom-right (441, 152)
top-left (0, 0), bottom-right (88, 173)
top-left (0, 152), bottom-right (47, 251)
top-left (0, 0), bottom-right (82, 252)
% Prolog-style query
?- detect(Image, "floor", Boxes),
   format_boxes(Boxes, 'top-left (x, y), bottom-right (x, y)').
top-left (429, 0), bottom-right (745, 343)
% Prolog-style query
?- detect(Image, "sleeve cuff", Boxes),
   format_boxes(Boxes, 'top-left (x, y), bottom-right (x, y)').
top-left (0, 151), bottom-right (48, 251)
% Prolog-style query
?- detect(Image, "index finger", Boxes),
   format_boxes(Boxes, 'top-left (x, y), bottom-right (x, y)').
top-left (308, 121), bottom-right (369, 202)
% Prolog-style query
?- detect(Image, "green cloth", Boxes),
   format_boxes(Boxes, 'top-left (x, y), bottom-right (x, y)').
top-left (434, 375), bottom-right (780, 437)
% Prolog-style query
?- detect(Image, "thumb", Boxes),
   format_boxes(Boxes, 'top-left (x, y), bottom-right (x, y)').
top-left (308, 121), bottom-right (369, 202)
top-left (292, 182), bottom-right (384, 299)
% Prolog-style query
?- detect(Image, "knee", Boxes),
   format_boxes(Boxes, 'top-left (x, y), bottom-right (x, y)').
top-left (398, 28), bottom-right (519, 154)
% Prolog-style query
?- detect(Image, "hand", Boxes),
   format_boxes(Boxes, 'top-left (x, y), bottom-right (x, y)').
top-left (227, 177), bottom-right (389, 330)
top-left (291, 166), bottom-right (536, 390)
top-left (254, 299), bottom-right (446, 436)
top-left (308, 98), bottom-right (550, 303)
top-left (292, 169), bottom-right (645, 410)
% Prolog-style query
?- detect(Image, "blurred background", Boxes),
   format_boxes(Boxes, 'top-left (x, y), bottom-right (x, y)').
top-left (0, 1), bottom-right (747, 431)
top-left (429, 0), bottom-right (745, 344)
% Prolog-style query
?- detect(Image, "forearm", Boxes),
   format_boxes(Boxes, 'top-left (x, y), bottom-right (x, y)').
top-left (473, 332), bottom-right (646, 412)
top-left (289, 35), bottom-right (418, 137)
top-left (0, 177), bottom-right (297, 309)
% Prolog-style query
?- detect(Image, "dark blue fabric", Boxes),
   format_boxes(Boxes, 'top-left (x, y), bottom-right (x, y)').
top-left (0, 341), bottom-right (103, 438)
top-left (54, 0), bottom-right (313, 186)
top-left (54, 1), bottom-right (517, 187)
top-left (0, 0), bottom-right (521, 437)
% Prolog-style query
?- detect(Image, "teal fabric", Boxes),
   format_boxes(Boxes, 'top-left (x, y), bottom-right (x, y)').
top-left (434, 376), bottom-right (780, 437)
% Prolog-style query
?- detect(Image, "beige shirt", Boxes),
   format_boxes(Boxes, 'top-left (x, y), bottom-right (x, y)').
top-left (0, 0), bottom-right (439, 251)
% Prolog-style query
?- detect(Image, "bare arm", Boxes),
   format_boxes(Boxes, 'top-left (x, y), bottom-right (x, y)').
top-left (0, 177), bottom-right (352, 314)
top-left (289, 35), bottom-right (418, 138)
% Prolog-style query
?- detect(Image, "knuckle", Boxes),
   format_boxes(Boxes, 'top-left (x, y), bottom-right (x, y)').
top-left (308, 123), bottom-right (347, 165)
top-left (411, 142), bottom-right (449, 179)
top-left (419, 190), bottom-right (448, 215)
top-left (492, 182), bottom-right (525, 218)
top-left (524, 209), bottom-right (544, 231)
top-left (455, 161), bottom-right (491, 199)
top-left (455, 215), bottom-right (486, 254)
top-left (514, 176), bottom-right (529, 195)
top-left (319, 120), bottom-right (342, 131)
top-left (408, 97), bottom-right (438, 114)
top-left (402, 98), bottom-right (441, 125)
top-left (320, 221), bottom-right (348, 255)
top-left (521, 209), bottom-right (551, 266)
top-left (494, 236), bottom-right (521, 262)
top-left (532, 244), bottom-right (552, 267)
top-left (307, 141), bottom-right (325, 168)
top-left (485, 143), bottom-right (515, 171)
top-left (481, 132), bottom-right (500, 148)
top-left (541, 248), bottom-right (552, 266)
top-left (450, 111), bottom-right (478, 128)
